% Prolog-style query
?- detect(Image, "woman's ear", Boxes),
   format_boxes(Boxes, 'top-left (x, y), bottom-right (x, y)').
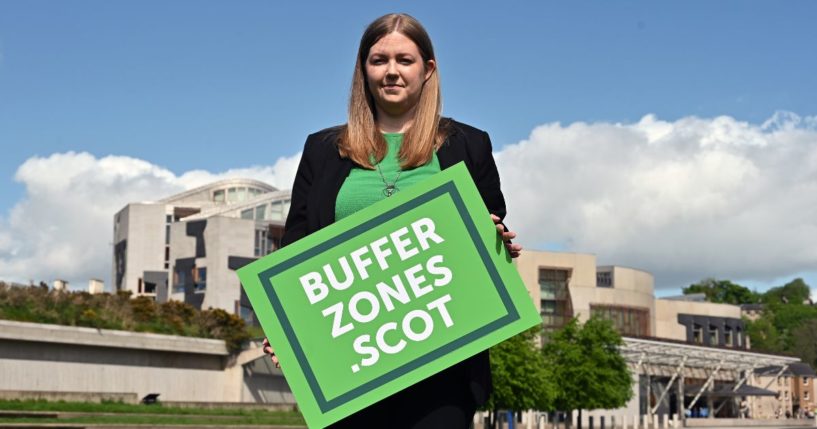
top-left (424, 59), bottom-right (436, 81)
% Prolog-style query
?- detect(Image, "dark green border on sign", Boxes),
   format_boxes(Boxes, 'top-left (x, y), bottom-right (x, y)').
top-left (256, 181), bottom-right (519, 413)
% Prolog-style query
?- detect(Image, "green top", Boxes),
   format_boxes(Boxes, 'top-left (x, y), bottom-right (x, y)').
top-left (335, 133), bottom-right (441, 220)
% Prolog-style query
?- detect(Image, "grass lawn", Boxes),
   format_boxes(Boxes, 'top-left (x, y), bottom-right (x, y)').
top-left (0, 416), bottom-right (305, 426)
top-left (0, 399), bottom-right (305, 426)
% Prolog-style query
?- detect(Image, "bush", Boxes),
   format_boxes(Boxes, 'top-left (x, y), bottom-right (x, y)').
top-left (0, 282), bottom-right (250, 352)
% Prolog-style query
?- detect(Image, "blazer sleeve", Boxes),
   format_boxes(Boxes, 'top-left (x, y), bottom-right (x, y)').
top-left (471, 130), bottom-right (507, 222)
top-left (281, 135), bottom-right (318, 248)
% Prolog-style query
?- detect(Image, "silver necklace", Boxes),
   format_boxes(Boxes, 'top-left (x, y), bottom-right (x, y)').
top-left (376, 164), bottom-right (401, 197)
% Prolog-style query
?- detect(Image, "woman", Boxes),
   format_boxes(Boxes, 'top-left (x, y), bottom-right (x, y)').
top-left (264, 13), bottom-right (522, 428)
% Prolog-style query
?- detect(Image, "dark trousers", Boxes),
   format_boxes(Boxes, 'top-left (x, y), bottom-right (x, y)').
top-left (328, 364), bottom-right (478, 429)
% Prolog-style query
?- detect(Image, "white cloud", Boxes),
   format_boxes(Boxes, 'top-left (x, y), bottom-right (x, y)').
top-left (0, 151), bottom-right (300, 288)
top-left (2, 112), bottom-right (816, 292)
top-left (496, 111), bottom-right (817, 289)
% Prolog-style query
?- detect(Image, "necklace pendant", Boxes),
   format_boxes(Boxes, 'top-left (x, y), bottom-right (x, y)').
top-left (383, 184), bottom-right (397, 197)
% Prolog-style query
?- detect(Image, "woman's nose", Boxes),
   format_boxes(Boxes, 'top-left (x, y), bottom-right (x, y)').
top-left (385, 60), bottom-right (398, 76)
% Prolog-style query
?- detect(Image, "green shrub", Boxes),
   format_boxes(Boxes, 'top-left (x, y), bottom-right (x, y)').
top-left (0, 282), bottom-right (250, 352)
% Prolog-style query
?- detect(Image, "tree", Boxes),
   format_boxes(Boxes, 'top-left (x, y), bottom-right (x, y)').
top-left (542, 317), bottom-right (632, 428)
top-left (745, 316), bottom-right (783, 353)
top-left (791, 319), bottom-right (817, 369)
top-left (485, 327), bottom-right (555, 429)
top-left (763, 278), bottom-right (812, 305)
top-left (683, 278), bottom-right (761, 305)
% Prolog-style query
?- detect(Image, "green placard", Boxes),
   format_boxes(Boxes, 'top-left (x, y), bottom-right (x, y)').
top-left (237, 162), bottom-right (540, 428)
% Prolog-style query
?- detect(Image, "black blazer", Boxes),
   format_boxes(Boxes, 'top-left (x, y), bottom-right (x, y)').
top-left (281, 118), bottom-right (507, 407)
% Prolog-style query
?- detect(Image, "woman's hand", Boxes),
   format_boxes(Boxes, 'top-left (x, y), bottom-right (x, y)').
top-left (262, 337), bottom-right (281, 368)
top-left (491, 214), bottom-right (522, 258)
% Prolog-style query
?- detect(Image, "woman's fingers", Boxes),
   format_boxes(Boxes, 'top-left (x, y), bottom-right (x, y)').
top-left (262, 338), bottom-right (280, 368)
top-left (506, 242), bottom-right (523, 258)
top-left (489, 214), bottom-right (522, 259)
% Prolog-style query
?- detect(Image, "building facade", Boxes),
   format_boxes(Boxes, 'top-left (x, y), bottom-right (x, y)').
top-left (0, 319), bottom-right (291, 405)
top-left (113, 178), bottom-right (290, 320)
top-left (513, 250), bottom-right (800, 426)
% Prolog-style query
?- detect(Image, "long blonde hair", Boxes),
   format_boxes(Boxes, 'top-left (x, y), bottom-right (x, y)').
top-left (338, 13), bottom-right (448, 169)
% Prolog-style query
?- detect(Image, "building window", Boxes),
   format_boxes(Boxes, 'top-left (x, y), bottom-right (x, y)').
top-left (241, 209), bottom-right (253, 220)
top-left (539, 269), bottom-right (571, 332)
top-left (227, 187), bottom-right (237, 202)
top-left (213, 189), bottom-right (225, 203)
top-left (805, 377), bottom-right (810, 386)
top-left (194, 267), bottom-right (207, 293)
top-left (806, 391), bottom-right (811, 401)
top-left (144, 281), bottom-right (156, 294)
top-left (693, 325), bottom-right (703, 344)
top-left (596, 271), bottom-right (613, 288)
top-left (709, 325), bottom-right (718, 345)
top-left (237, 187), bottom-right (247, 202)
top-left (255, 229), bottom-right (272, 256)
top-left (590, 304), bottom-right (650, 337)
top-left (724, 326), bottom-right (733, 347)
top-left (172, 266), bottom-right (189, 294)
top-left (256, 205), bottom-right (266, 220)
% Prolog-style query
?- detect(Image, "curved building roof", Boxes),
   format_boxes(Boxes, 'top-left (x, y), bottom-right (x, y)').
top-left (158, 178), bottom-right (278, 205)
top-left (184, 189), bottom-right (291, 221)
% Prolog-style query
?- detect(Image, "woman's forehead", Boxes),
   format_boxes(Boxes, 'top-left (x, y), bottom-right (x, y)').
top-left (368, 32), bottom-right (420, 56)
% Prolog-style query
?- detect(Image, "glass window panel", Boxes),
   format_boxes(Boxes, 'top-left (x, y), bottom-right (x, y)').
top-left (256, 205), bottom-right (266, 220)
top-left (241, 209), bottom-right (253, 219)
top-left (194, 267), bottom-right (206, 293)
top-left (540, 300), bottom-right (557, 315)
top-left (214, 190), bottom-right (225, 203)
top-left (693, 326), bottom-right (703, 344)
top-left (227, 187), bottom-right (237, 202)
top-left (724, 328), bottom-right (733, 346)
top-left (267, 234), bottom-right (275, 254)
top-left (540, 283), bottom-right (557, 300)
top-left (237, 187), bottom-right (247, 201)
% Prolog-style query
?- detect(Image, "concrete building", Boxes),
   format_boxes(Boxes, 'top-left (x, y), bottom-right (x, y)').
top-left (516, 252), bottom-right (656, 337)
top-left (655, 297), bottom-right (746, 349)
top-left (53, 279), bottom-right (68, 291)
top-left (513, 250), bottom-right (801, 427)
top-left (0, 319), bottom-right (292, 405)
top-left (113, 178), bottom-right (290, 320)
top-left (88, 279), bottom-right (105, 294)
top-left (741, 303), bottom-right (765, 322)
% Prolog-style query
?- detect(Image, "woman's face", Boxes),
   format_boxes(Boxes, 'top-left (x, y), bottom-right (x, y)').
top-left (365, 31), bottom-right (435, 118)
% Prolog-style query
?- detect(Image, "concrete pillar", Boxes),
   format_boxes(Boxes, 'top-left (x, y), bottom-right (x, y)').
top-left (678, 374), bottom-right (685, 427)
top-left (706, 390), bottom-right (714, 419)
top-left (646, 373), bottom-right (652, 424)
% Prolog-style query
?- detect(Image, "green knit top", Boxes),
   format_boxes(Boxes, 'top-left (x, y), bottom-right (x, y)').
top-left (335, 133), bottom-right (441, 220)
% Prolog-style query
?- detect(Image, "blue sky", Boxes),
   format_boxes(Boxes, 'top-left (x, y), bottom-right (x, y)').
top-left (1, 1), bottom-right (816, 293)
